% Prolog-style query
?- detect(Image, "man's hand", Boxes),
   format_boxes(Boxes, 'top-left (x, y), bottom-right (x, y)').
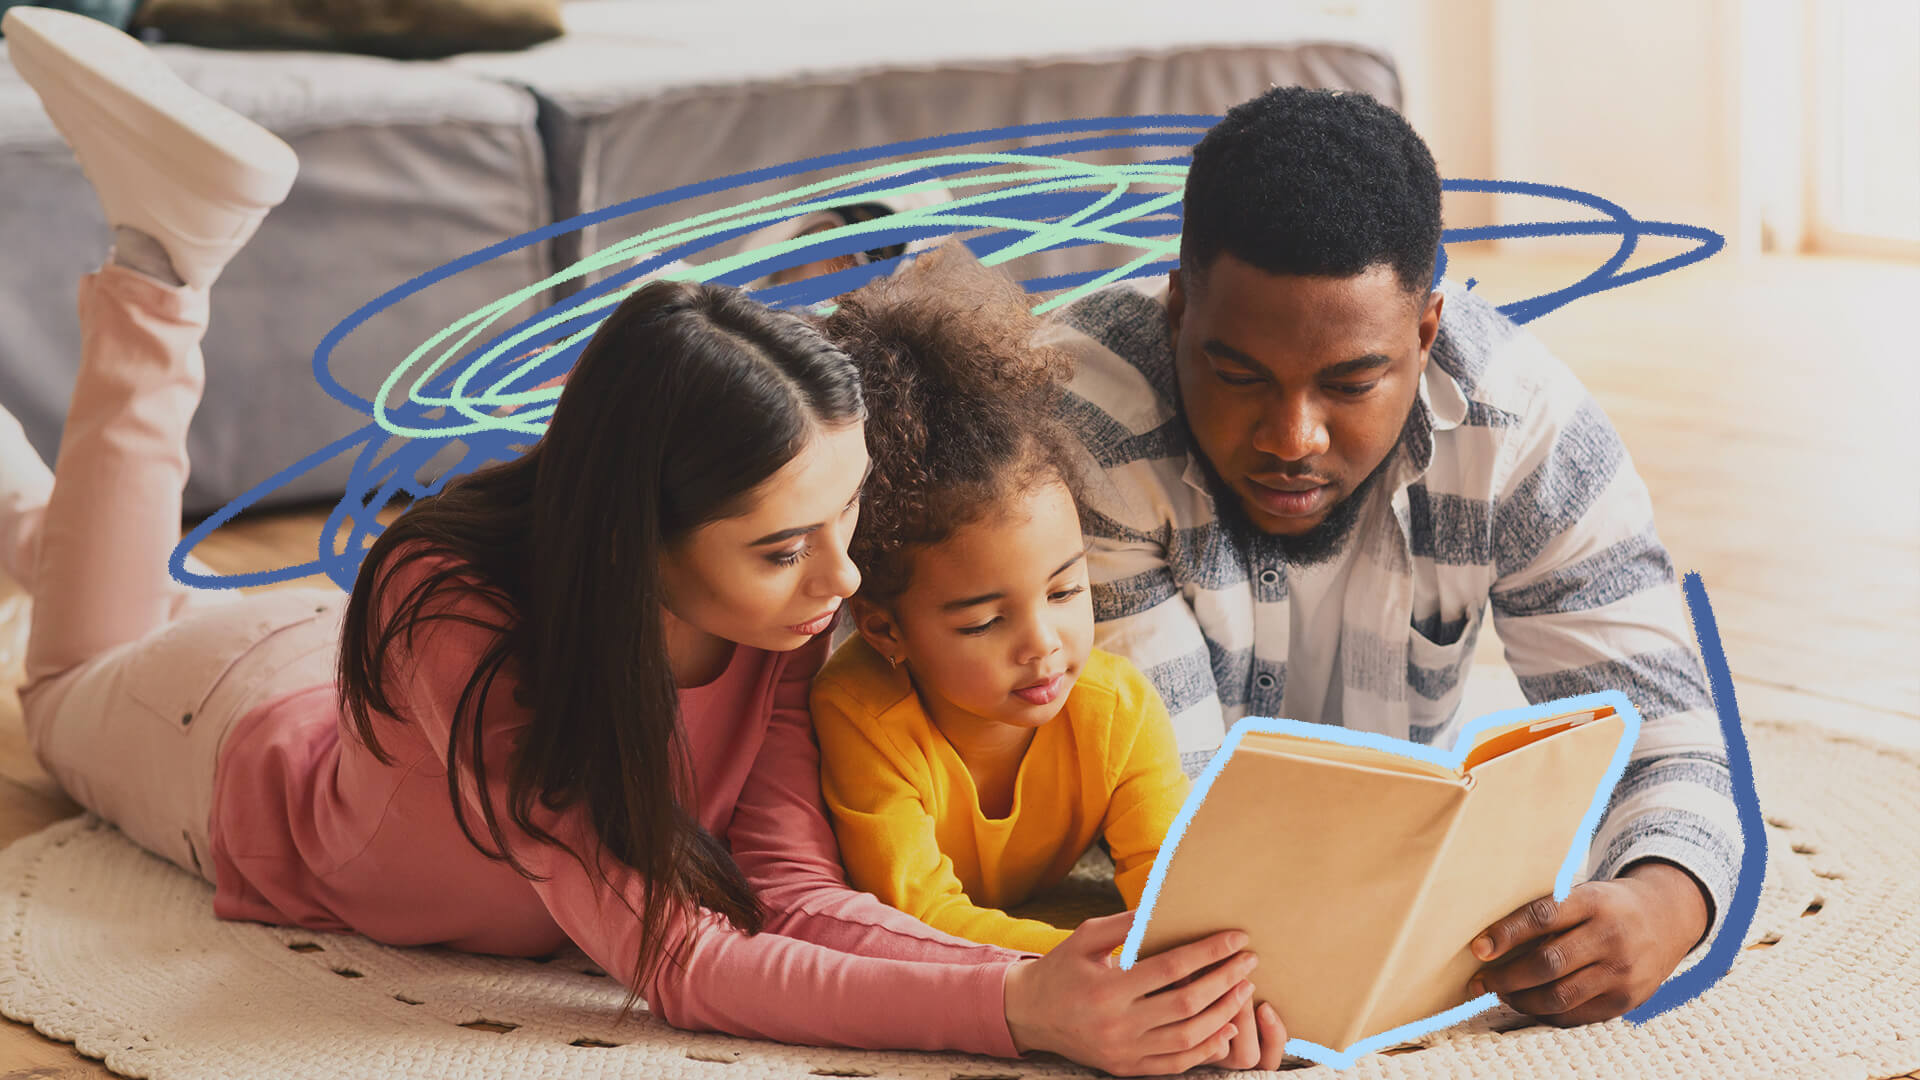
top-left (1465, 861), bottom-right (1710, 1026)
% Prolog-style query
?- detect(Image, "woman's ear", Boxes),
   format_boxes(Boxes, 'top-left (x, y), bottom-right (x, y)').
top-left (850, 597), bottom-right (905, 664)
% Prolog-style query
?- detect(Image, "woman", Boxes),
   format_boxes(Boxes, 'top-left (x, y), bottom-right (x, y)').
top-left (0, 8), bottom-right (1264, 1076)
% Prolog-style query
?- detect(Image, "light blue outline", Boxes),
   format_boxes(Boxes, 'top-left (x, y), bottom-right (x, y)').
top-left (1117, 691), bottom-right (1641, 1069)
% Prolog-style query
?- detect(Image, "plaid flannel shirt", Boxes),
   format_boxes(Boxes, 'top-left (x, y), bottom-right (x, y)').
top-left (1041, 278), bottom-right (1741, 942)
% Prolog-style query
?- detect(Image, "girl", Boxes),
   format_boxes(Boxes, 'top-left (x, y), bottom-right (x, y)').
top-left (0, 8), bottom-right (1265, 1076)
top-left (808, 248), bottom-right (1187, 951)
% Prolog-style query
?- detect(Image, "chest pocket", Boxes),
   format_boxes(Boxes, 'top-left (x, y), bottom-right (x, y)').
top-left (1405, 604), bottom-right (1484, 745)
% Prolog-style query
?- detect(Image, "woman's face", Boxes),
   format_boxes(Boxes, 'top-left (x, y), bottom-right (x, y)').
top-left (659, 422), bottom-right (870, 652)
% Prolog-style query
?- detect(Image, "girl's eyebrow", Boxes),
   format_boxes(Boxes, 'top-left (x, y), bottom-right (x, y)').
top-left (1050, 547), bottom-right (1091, 578)
top-left (747, 461), bottom-right (874, 547)
top-left (940, 548), bottom-right (1090, 612)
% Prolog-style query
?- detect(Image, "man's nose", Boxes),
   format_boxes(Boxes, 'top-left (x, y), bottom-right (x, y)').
top-left (1252, 392), bottom-right (1331, 462)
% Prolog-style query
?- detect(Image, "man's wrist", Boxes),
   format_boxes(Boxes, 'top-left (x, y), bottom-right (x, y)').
top-left (1620, 858), bottom-right (1713, 951)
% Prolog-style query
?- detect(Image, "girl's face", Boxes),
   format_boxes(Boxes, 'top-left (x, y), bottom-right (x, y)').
top-left (859, 478), bottom-right (1094, 730)
top-left (660, 422), bottom-right (870, 652)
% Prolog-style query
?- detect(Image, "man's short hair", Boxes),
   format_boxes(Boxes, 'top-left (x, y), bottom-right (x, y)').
top-left (1181, 87), bottom-right (1443, 295)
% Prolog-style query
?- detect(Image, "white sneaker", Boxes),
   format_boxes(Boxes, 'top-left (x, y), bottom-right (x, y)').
top-left (3, 6), bottom-right (298, 289)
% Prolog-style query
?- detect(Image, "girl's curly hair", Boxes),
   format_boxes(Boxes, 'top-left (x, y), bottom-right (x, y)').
top-left (820, 243), bottom-right (1085, 604)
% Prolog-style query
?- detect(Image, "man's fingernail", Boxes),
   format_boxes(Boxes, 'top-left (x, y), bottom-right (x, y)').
top-left (1471, 936), bottom-right (1494, 960)
top-left (1467, 977), bottom-right (1484, 996)
top-left (1230, 932), bottom-right (1249, 951)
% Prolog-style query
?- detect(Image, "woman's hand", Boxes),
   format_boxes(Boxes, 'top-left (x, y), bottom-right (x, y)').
top-left (1217, 996), bottom-right (1289, 1071)
top-left (1001, 910), bottom-right (1261, 1077)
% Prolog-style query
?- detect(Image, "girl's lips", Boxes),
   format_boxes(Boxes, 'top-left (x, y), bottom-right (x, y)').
top-left (788, 609), bottom-right (837, 635)
top-left (1012, 673), bottom-right (1068, 706)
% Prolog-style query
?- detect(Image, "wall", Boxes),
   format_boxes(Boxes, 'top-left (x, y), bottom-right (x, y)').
top-left (1390, 0), bottom-right (1754, 253)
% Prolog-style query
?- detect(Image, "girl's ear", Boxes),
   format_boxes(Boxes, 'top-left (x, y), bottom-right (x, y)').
top-left (850, 597), bottom-right (905, 664)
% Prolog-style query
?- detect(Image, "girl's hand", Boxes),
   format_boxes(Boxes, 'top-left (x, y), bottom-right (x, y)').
top-left (1002, 910), bottom-right (1258, 1077)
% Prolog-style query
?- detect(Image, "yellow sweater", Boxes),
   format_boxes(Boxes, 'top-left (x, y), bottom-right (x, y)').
top-left (811, 636), bottom-right (1191, 954)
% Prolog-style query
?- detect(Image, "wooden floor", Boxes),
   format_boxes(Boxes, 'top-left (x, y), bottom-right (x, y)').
top-left (1, 249), bottom-right (1916, 1077)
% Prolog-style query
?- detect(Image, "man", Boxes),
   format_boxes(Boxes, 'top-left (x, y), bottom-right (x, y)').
top-left (1044, 87), bottom-right (1739, 1027)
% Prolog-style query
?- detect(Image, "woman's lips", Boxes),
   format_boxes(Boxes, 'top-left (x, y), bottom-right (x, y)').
top-left (1012, 673), bottom-right (1068, 706)
top-left (1247, 476), bottom-right (1332, 518)
top-left (787, 609), bottom-right (837, 635)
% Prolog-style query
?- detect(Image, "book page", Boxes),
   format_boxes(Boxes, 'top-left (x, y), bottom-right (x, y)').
top-left (1357, 714), bottom-right (1626, 1038)
top-left (1460, 706), bottom-right (1616, 772)
top-left (1239, 730), bottom-right (1459, 780)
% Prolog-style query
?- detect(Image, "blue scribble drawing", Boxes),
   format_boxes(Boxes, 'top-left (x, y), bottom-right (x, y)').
top-left (1632, 572), bottom-right (1767, 1023)
top-left (161, 115), bottom-right (1764, 1060)
top-left (166, 117), bottom-right (1724, 594)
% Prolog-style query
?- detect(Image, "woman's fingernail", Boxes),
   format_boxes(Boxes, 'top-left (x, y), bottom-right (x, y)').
top-left (1471, 936), bottom-right (1495, 960)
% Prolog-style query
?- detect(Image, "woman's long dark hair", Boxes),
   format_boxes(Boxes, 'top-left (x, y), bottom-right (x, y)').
top-left (337, 280), bottom-right (863, 994)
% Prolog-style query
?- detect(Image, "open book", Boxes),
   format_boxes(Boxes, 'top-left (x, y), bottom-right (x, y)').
top-left (1119, 698), bottom-right (1635, 1062)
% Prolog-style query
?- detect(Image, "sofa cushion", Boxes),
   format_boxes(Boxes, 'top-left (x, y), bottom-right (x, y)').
top-left (451, 0), bottom-right (1402, 294)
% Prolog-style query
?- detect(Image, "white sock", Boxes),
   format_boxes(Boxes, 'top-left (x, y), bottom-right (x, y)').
top-left (109, 225), bottom-right (186, 287)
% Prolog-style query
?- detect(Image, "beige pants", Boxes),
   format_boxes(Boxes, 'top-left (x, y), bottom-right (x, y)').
top-left (8, 265), bottom-right (345, 882)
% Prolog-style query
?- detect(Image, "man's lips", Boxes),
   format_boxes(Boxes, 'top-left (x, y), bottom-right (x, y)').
top-left (1249, 473), bottom-right (1332, 492)
top-left (1246, 475), bottom-right (1333, 518)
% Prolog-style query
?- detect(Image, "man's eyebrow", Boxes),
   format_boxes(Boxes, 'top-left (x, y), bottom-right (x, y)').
top-left (940, 548), bottom-right (1089, 612)
top-left (1322, 354), bottom-right (1393, 378)
top-left (747, 460), bottom-right (874, 547)
top-left (1204, 341), bottom-right (1394, 381)
top-left (1202, 339), bottom-right (1272, 376)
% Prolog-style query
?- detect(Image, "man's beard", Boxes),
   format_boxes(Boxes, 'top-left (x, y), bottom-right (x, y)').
top-left (1193, 445), bottom-right (1394, 567)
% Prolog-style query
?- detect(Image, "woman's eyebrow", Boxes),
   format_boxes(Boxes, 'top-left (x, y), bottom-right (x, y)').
top-left (747, 460), bottom-right (874, 547)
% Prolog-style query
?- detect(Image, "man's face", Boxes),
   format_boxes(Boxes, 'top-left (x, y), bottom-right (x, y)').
top-left (1168, 254), bottom-right (1443, 541)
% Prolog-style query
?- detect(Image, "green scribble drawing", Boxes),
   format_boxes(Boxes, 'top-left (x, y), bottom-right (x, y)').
top-left (373, 154), bottom-right (1185, 440)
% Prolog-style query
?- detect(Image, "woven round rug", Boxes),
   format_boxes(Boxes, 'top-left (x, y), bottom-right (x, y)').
top-left (1, 717), bottom-right (1914, 1080)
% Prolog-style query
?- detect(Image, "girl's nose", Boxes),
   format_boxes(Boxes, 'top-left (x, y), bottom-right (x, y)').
top-left (1017, 617), bottom-right (1064, 666)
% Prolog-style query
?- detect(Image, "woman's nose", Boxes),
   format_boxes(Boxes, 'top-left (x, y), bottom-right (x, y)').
top-left (810, 543), bottom-right (861, 600)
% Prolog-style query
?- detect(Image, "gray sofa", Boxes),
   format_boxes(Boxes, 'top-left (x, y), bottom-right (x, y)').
top-left (0, 0), bottom-right (1400, 515)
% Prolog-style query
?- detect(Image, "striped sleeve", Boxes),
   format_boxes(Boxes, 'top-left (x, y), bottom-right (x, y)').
top-left (1072, 444), bottom-right (1229, 777)
top-left (1487, 359), bottom-right (1740, 948)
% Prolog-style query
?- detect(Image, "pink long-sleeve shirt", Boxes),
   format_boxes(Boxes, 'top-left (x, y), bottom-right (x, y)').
top-left (206, 555), bottom-right (1024, 1056)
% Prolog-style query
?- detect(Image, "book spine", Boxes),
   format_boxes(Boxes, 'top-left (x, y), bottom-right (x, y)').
top-left (1344, 777), bottom-right (1476, 1049)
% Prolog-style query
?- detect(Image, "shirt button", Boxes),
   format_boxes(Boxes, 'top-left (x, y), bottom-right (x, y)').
top-left (1255, 673), bottom-right (1277, 690)
top-left (1258, 568), bottom-right (1281, 586)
